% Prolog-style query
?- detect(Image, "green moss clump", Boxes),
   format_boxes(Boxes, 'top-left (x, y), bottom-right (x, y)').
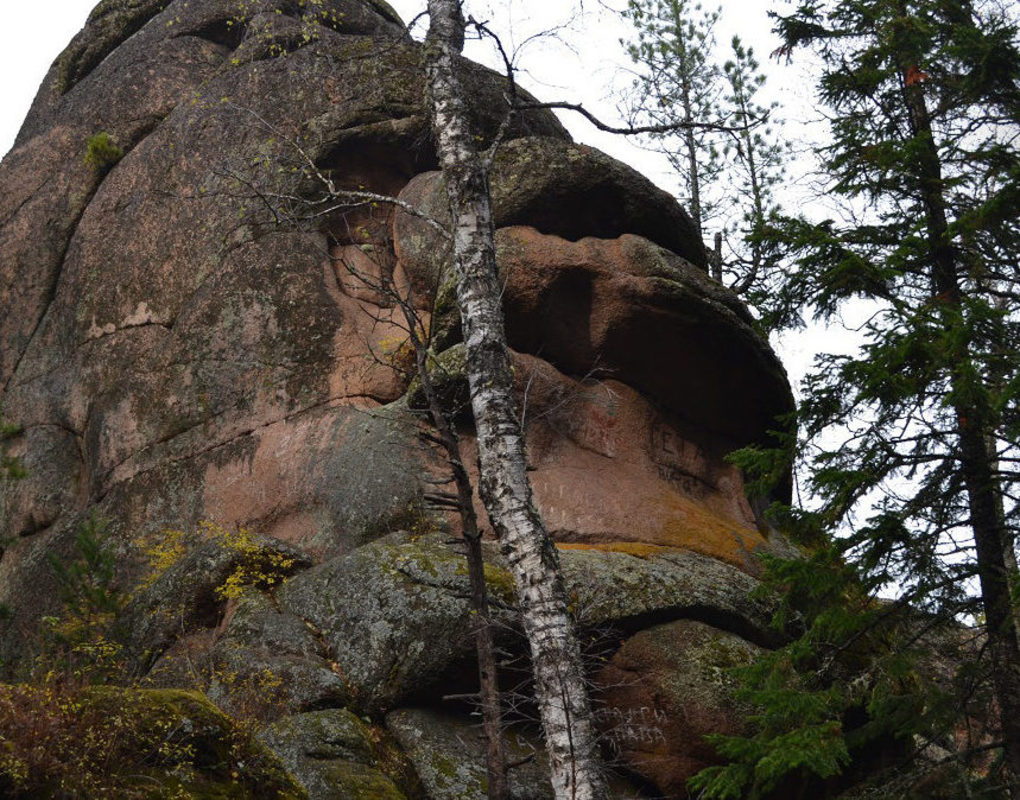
top-left (84, 131), bottom-right (125, 172)
top-left (404, 344), bottom-right (469, 413)
top-left (0, 684), bottom-right (305, 798)
top-left (324, 760), bottom-right (408, 799)
top-left (481, 562), bottom-right (516, 606)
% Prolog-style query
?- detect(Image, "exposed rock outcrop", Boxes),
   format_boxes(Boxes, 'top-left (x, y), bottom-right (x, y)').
top-left (0, 1), bottom-right (798, 797)
top-left (260, 708), bottom-right (413, 800)
top-left (596, 620), bottom-right (763, 794)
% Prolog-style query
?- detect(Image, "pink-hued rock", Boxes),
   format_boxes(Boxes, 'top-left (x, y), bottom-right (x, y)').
top-left (595, 619), bottom-right (762, 797)
top-left (0, 0), bottom-right (790, 660)
top-left (0, 4), bottom-right (797, 795)
top-left (446, 351), bottom-right (777, 574)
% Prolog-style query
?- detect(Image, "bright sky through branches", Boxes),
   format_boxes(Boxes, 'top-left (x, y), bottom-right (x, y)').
top-left (1, 1), bottom-right (800, 196)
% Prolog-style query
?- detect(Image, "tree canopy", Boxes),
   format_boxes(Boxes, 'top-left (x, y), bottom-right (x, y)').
top-left (693, 0), bottom-right (1020, 795)
top-left (620, 0), bottom-right (787, 292)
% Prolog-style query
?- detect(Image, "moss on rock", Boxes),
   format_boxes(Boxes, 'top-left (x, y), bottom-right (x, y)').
top-left (404, 343), bottom-right (469, 414)
top-left (0, 683), bottom-right (304, 798)
top-left (259, 709), bottom-right (412, 800)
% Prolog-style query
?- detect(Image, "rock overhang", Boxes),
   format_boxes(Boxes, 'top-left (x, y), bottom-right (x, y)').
top-left (1, 0), bottom-right (793, 630)
top-left (0, 3), bottom-right (799, 794)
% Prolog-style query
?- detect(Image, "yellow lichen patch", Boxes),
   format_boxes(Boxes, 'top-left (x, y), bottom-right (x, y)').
top-left (555, 541), bottom-right (678, 559)
top-left (662, 507), bottom-right (764, 571)
top-left (139, 521), bottom-right (297, 601)
top-left (557, 492), bottom-right (767, 574)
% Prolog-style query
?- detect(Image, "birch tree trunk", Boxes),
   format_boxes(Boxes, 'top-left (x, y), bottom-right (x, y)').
top-left (423, 2), bottom-right (608, 798)
top-left (404, 310), bottom-right (508, 800)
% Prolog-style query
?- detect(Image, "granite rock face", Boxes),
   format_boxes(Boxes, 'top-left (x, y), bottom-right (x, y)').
top-left (0, 1), bottom-right (796, 797)
top-left (595, 619), bottom-right (763, 794)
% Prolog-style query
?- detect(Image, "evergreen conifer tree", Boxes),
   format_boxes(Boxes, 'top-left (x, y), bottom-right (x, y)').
top-left (719, 36), bottom-right (787, 299)
top-left (622, 0), bottom-right (723, 239)
top-left (693, 0), bottom-right (1020, 795)
top-left (621, 4), bottom-right (787, 292)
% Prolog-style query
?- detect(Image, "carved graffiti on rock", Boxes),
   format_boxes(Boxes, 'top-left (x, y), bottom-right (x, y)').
top-left (595, 705), bottom-right (670, 752)
top-left (650, 420), bottom-right (713, 496)
top-left (561, 384), bottom-right (619, 459)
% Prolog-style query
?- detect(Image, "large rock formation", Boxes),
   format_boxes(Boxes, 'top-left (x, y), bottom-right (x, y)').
top-left (0, 0), bottom-right (796, 796)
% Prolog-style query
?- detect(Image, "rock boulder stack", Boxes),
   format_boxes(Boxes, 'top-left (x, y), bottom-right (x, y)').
top-left (0, 1), bottom-right (795, 796)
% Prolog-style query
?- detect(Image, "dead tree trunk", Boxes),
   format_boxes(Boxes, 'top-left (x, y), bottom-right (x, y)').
top-left (402, 307), bottom-right (508, 800)
top-left (423, 2), bottom-right (608, 798)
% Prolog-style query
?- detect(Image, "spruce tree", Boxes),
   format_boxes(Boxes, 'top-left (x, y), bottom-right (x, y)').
top-left (694, 0), bottom-right (1020, 795)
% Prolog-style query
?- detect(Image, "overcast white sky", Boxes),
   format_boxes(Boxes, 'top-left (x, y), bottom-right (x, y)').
top-left (0, 0), bottom-right (804, 184)
top-left (0, 0), bottom-right (854, 387)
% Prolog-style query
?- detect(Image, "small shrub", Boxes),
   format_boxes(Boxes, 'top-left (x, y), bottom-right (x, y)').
top-left (83, 131), bottom-right (125, 172)
top-left (139, 527), bottom-right (194, 589)
top-left (40, 514), bottom-right (127, 684)
top-left (140, 521), bottom-right (297, 600)
top-left (199, 521), bottom-right (296, 600)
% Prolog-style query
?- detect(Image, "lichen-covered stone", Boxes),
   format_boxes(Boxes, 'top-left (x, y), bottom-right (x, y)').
top-left (405, 343), bottom-right (470, 414)
top-left (207, 589), bottom-right (350, 717)
top-left (558, 546), bottom-right (787, 645)
top-left (386, 708), bottom-right (553, 800)
top-left (260, 709), bottom-right (410, 800)
top-left (265, 533), bottom-right (783, 719)
top-left (595, 620), bottom-right (762, 797)
top-left (276, 533), bottom-right (518, 713)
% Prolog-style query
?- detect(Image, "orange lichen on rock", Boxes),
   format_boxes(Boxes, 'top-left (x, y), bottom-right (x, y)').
top-left (555, 485), bottom-right (767, 575)
top-left (655, 491), bottom-right (767, 572)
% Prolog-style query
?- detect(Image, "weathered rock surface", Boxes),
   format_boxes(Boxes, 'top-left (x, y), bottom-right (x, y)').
top-left (122, 531), bottom-right (311, 673)
top-left (386, 707), bottom-right (653, 800)
top-left (206, 588), bottom-right (351, 716)
top-left (260, 708), bottom-right (412, 800)
top-left (200, 533), bottom-right (785, 717)
top-left (274, 533), bottom-right (518, 713)
top-left (386, 708), bottom-right (555, 800)
top-left (0, 0), bottom-right (800, 797)
top-left (595, 620), bottom-right (762, 796)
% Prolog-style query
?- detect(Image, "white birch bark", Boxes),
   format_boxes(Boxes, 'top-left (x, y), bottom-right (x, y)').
top-left (423, 2), bottom-right (608, 798)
